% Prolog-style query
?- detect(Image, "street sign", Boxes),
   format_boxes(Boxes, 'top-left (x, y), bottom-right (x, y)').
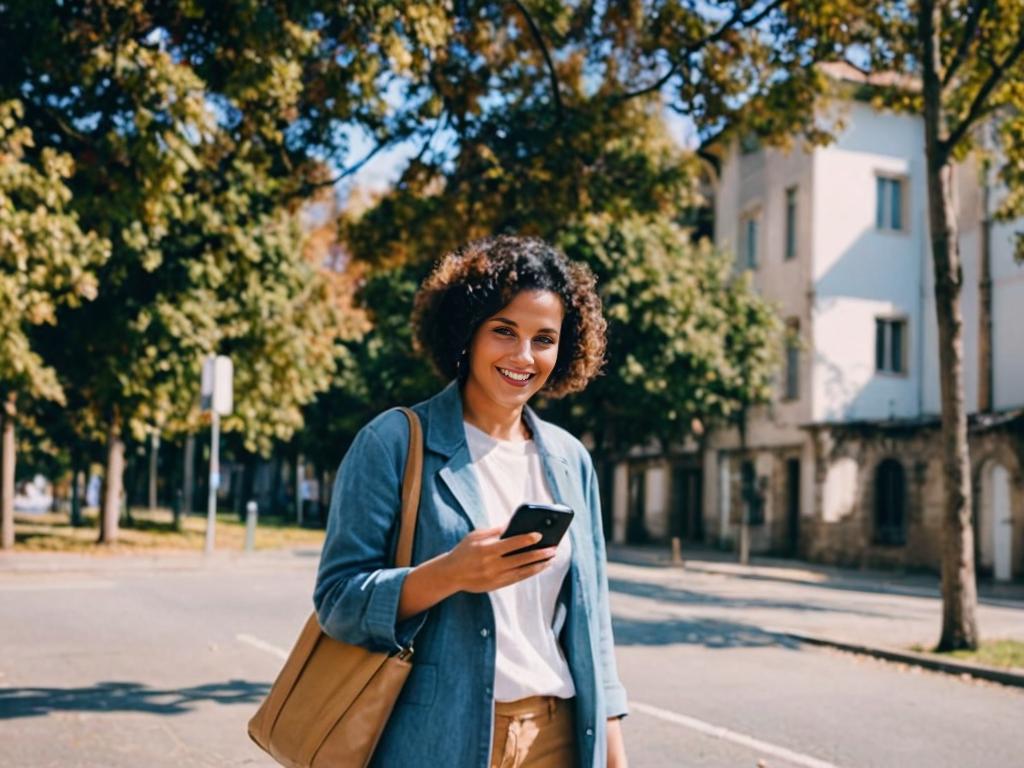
top-left (201, 354), bottom-right (232, 555)
top-left (201, 355), bottom-right (233, 415)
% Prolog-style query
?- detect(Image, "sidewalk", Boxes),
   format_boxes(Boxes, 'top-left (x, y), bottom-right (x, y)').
top-left (607, 541), bottom-right (1024, 688)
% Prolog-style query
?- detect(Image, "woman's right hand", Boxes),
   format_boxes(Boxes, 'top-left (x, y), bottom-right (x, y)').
top-left (441, 526), bottom-right (557, 594)
top-left (396, 527), bottom-right (557, 622)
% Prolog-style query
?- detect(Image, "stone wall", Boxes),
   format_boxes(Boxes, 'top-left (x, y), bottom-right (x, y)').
top-left (804, 415), bottom-right (1023, 578)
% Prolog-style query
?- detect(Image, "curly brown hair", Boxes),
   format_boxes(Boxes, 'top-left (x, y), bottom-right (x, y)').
top-left (411, 236), bottom-right (607, 398)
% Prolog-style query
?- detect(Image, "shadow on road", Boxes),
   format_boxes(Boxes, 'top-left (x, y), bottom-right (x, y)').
top-left (612, 615), bottom-right (802, 649)
top-left (0, 680), bottom-right (269, 719)
top-left (608, 577), bottom-right (888, 619)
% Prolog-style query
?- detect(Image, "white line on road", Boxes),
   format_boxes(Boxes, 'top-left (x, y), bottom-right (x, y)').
top-left (630, 701), bottom-right (843, 768)
top-left (0, 579), bottom-right (115, 592)
top-left (236, 633), bottom-right (289, 660)
top-left (232, 636), bottom-right (844, 768)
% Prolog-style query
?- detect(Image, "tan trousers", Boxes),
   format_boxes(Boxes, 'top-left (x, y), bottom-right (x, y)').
top-left (490, 696), bottom-right (578, 768)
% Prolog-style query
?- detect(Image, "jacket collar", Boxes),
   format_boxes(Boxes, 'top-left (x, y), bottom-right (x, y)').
top-left (423, 379), bottom-right (568, 465)
top-left (423, 380), bottom-right (577, 531)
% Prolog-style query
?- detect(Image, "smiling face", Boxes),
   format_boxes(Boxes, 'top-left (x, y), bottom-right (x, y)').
top-left (463, 289), bottom-right (565, 415)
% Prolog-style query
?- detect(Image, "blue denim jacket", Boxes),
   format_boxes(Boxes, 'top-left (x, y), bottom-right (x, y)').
top-left (313, 381), bottom-right (628, 768)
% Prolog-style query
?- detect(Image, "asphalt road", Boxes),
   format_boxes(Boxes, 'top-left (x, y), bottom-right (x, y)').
top-left (1, 550), bottom-right (1022, 768)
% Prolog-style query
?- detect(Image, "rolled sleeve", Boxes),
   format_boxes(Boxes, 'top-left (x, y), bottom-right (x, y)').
top-left (314, 415), bottom-right (428, 653)
top-left (361, 566), bottom-right (428, 650)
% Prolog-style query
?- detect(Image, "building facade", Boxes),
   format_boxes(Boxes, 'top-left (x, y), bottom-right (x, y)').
top-left (608, 75), bottom-right (1024, 582)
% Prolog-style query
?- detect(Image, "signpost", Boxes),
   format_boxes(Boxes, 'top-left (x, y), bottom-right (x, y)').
top-left (201, 355), bottom-right (233, 555)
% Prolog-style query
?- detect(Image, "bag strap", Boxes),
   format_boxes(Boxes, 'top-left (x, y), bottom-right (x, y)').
top-left (394, 407), bottom-right (423, 569)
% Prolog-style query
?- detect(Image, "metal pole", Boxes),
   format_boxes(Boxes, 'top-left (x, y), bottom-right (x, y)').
top-left (148, 431), bottom-right (159, 511)
top-left (245, 500), bottom-right (258, 552)
top-left (296, 453), bottom-right (304, 527)
top-left (205, 411), bottom-right (220, 555)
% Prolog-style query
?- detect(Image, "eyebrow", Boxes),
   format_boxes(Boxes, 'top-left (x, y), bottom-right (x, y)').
top-left (489, 316), bottom-right (560, 335)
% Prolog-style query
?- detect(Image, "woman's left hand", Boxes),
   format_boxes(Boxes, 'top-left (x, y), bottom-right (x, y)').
top-left (607, 717), bottom-right (628, 768)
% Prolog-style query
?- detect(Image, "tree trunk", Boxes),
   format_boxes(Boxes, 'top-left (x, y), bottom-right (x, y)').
top-left (920, 0), bottom-right (979, 651)
top-left (182, 434), bottom-right (195, 514)
top-left (70, 462), bottom-right (82, 528)
top-left (148, 431), bottom-right (160, 510)
top-left (0, 395), bottom-right (16, 550)
top-left (99, 413), bottom-right (125, 545)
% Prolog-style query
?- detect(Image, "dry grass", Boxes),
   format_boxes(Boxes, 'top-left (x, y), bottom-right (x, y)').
top-left (912, 639), bottom-right (1024, 671)
top-left (13, 507), bottom-right (325, 554)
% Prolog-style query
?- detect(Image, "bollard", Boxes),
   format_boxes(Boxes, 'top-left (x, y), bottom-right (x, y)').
top-left (670, 536), bottom-right (684, 566)
top-left (245, 499), bottom-right (258, 552)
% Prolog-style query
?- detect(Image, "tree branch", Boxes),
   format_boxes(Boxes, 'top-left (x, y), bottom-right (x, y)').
top-left (511, 0), bottom-right (565, 120)
top-left (941, 0), bottom-right (993, 89)
top-left (305, 138), bottom-right (392, 192)
top-left (609, 0), bottom-right (784, 105)
top-left (943, 26), bottom-right (1024, 155)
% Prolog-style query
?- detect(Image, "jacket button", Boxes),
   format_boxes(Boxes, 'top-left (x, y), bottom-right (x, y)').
top-left (585, 728), bottom-right (594, 737)
top-left (480, 628), bottom-right (490, 638)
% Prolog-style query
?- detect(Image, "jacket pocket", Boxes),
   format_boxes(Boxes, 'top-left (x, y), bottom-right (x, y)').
top-left (397, 663), bottom-right (437, 708)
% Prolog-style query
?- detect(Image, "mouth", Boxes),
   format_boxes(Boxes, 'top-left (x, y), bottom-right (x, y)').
top-left (496, 367), bottom-right (535, 387)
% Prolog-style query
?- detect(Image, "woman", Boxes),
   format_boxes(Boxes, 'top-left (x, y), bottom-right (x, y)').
top-left (314, 236), bottom-right (628, 768)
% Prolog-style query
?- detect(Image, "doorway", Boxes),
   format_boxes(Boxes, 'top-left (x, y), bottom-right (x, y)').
top-left (785, 458), bottom-right (800, 556)
top-left (979, 461), bottom-right (1013, 582)
top-left (670, 466), bottom-right (704, 542)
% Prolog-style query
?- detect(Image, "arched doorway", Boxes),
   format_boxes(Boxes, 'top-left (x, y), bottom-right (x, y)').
top-left (874, 459), bottom-right (906, 546)
top-left (979, 460), bottom-right (1013, 582)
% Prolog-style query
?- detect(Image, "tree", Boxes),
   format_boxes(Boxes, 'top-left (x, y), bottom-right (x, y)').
top-left (551, 213), bottom-right (782, 459)
top-left (0, 2), bottom-right (427, 541)
top-left (824, 0), bottom-right (1024, 651)
top-left (0, 101), bottom-right (108, 549)
top-left (334, 3), bottom-right (794, 469)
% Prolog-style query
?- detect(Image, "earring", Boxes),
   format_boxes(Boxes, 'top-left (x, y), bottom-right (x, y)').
top-left (456, 348), bottom-right (468, 377)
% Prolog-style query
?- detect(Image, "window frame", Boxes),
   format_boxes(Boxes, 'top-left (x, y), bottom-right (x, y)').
top-left (875, 316), bottom-right (909, 377)
top-left (784, 185), bottom-right (798, 261)
top-left (740, 208), bottom-right (761, 270)
top-left (875, 173), bottom-right (908, 233)
top-left (783, 317), bottom-right (800, 401)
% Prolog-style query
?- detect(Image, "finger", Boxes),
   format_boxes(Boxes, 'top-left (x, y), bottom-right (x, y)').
top-left (492, 558), bottom-right (552, 589)
top-left (466, 526), bottom-right (505, 541)
top-left (505, 546), bottom-right (557, 570)
top-left (494, 532), bottom-right (543, 555)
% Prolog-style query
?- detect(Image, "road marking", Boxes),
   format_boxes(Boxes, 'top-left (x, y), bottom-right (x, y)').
top-left (0, 579), bottom-right (115, 592)
top-left (630, 700), bottom-right (843, 768)
top-left (237, 633), bottom-right (289, 660)
top-left (232, 638), bottom-right (844, 768)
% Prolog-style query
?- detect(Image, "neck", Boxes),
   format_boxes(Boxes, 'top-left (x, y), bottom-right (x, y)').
top-left (461, 385), bottom-right (530, 441)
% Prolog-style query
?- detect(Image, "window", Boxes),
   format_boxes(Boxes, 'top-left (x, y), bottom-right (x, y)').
top-left (741, 212), bottom-right (759, 269)
top-left (875, 318), bottom-right (907, 374)
top-left (874, 459), bottom-right (906, 545)
top-left (876, 176), bottom-right (905, 231)
top-left (784, 318), bottom-right (800, 400)
top-left (784, 186), bottom-right (797, 260)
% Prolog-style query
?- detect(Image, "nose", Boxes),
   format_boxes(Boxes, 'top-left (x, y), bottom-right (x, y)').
top-left (508, 338), bottom-right (534, 367)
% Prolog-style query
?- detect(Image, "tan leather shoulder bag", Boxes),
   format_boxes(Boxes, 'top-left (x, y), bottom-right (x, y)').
top-left (248, 407), bottom-right (423, 768)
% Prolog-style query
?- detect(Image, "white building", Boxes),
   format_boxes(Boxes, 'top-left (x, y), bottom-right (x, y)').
top-left (609, 64), bottom-right (1024, 581)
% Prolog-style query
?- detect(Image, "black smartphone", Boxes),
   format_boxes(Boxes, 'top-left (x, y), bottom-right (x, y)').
top-left (500, 503), bottom-right (574, 557)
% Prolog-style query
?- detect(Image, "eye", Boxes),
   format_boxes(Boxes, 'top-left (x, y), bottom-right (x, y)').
top-left (493, 326), bottom-right (515, 337)
top-left (534, 336), bottom-right (556, 345)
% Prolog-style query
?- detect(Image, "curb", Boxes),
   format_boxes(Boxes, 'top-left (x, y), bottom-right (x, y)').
top-left (782, 630), bottom-right (1024, 689)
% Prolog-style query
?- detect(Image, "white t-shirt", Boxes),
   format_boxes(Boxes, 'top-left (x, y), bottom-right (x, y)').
top-left (463, 421), bottom-right (576, 702)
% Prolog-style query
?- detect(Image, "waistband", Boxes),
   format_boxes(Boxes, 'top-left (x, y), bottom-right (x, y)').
top-left (493, 695), bottom-right (573, 718)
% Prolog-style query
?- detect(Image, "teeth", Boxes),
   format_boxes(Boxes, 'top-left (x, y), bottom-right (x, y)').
top-left (499, 368), bottom-right (532, 382)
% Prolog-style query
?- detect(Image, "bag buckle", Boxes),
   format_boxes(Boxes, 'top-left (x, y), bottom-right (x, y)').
top-left (396, 646), bottom-right (414, 661)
